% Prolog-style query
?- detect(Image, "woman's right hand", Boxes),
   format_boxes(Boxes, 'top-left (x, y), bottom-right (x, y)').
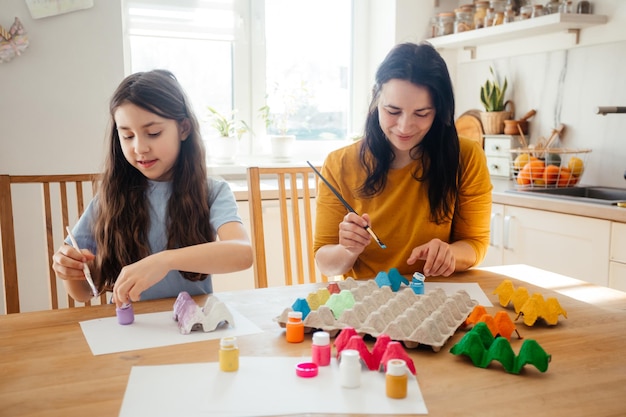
top-left (52, 244), bottom-right (95, 281)
top-left (338, 212), bottom-right (372, 255)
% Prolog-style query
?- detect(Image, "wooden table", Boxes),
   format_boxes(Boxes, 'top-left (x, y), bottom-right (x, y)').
top-left (1, 265), bottom-right (625, 417)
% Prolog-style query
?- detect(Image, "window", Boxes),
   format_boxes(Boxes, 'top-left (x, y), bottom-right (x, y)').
top-left (124, 0), bottom-right (354, 164)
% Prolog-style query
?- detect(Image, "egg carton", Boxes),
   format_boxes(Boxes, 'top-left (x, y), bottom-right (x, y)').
top-left (276, 278), bottom-right (478, 352)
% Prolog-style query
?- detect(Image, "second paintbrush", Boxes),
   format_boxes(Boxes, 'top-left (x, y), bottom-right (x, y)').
top-left (307, 161), bottom-right (386, 249)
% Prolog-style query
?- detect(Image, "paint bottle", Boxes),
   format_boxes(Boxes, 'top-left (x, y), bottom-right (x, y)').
top-left (116, 303), bottom-right (134, 325)
top-left (311, 331), bottom-right (331, 366)
top-left (219, 336), bottom-right (239, 372)
top-left (385, 359), bottom-right (408, 399)
top-left (339, 349), bottom-right (361, 388)
top-left (286, 311), bottom-right (304, 343)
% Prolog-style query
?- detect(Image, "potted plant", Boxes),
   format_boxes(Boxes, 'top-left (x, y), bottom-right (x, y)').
top-left (258, 103), bottom-right (296, 161)
top-left (206, 106), bottom-right (249, 164)
top-left (479, 66), bottom-right (513, 135)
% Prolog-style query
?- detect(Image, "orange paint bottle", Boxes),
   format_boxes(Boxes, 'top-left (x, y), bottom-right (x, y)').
top-left (286, 311), bottom-right (304, 343)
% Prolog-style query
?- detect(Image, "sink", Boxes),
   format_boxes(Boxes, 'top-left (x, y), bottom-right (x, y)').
top-left (506, 186), bottom-right (626, 205)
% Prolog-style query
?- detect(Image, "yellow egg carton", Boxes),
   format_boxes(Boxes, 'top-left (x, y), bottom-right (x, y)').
top-left (493, 279), bottom-right (567, 326)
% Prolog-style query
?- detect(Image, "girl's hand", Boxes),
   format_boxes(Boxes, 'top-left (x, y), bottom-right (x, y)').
top-left (406, 238), bottom-right (455, 277)
top-left (112, 253), bottom-right (169, 307)
top-left (52, 244), bottom-right (95, 281)
top-left (338, 212), bottom-right (372, 255)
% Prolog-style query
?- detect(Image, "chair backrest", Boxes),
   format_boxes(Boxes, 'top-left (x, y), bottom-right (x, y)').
top-left (0, 174), bottom-right (106, 314)
top-left (246, 166), bottom-right (327, 288)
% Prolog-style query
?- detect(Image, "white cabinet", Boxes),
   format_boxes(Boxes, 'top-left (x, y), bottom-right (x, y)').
top-left (609, 222), bottom-right (626, 291)
top-left (484, 135), bottom-right (524, 178)
top-left (480, 204), bottom-right (611, 287)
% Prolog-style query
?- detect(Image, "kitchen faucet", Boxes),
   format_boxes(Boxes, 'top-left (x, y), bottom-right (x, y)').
top-left (596, 106), bottom-right (626, 115)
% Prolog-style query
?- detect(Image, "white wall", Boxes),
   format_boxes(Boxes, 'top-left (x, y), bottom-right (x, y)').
top-left (0, 0), bottom-right (124, 313)
top-left (0, 0), bottom-right (124, 174)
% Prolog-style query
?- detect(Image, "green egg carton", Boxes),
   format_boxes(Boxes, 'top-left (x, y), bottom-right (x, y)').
top-left (450, 322), bottom-right (551, 374)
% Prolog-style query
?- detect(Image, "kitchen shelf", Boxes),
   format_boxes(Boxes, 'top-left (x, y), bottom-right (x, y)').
top-left (427, 13), bottom-right (608, 50)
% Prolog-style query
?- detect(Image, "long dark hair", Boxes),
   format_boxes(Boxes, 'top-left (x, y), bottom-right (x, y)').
top-left (359, 42), bottom-right (459, 224)
top-left (94, 69), bottom-right (213, 290)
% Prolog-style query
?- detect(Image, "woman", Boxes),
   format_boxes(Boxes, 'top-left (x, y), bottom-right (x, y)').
top-left (314, 42), bottom-right (492, 279)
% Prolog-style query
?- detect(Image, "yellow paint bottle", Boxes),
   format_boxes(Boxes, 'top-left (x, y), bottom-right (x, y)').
top-left (219, 336), bottom-right (239, 372)
top-left (386, 359), bottom-right (408, 399)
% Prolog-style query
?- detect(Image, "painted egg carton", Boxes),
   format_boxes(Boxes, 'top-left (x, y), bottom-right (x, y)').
top-left (277, 278), bottom-right (478, 352)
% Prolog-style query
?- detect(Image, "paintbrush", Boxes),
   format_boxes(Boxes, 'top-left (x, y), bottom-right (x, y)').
top-left (306, 161), bottom-right (386, 249)
top-left (65, 226), bottom-right (99, 297)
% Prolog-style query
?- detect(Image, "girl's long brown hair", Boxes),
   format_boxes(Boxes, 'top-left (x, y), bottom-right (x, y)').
top-left (94, 69), bottom-right (213, 290)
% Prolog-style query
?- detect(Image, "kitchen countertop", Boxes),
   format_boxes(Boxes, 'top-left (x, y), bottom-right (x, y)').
top-left (491, 178), bottom-right (626, 223)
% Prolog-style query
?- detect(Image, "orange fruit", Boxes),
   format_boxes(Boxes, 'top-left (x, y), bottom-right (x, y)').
top-left (517, 160), bottom-right (545, 185)
top-left (543, 164), bottom-right (560, 185)
top-left (557, 167), bottom-right (573, 187)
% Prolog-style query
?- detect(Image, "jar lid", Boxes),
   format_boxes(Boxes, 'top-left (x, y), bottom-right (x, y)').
top-left (287, 311), bottom-right (303, 319)
top-left (220, 336), bottom-right (237, 348)
top-left (386, 359), bottom-right (407, 376)
top-left (312, 331), bottom-right (330, 345)
top-left (295, 362), bottom-right (319, 378)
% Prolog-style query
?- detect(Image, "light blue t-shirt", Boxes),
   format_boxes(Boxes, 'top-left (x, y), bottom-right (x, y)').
top-left (68, 177), bottom-right (242, 301)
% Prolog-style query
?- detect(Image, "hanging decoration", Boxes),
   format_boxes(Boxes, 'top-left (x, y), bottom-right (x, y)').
top-left (0, 17), bottom-right (29, 64)
top-left (25, 0), bottom-right (94, 19)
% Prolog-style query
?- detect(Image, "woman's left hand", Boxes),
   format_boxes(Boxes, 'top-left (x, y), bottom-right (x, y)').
top-left (406, 238), bottom-right (455, 277)
top-left (112, 253), bottom-right (169, 307)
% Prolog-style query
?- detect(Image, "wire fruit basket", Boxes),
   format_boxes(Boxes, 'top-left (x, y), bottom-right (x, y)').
top-left (510, 148), bottom-right (592, 189)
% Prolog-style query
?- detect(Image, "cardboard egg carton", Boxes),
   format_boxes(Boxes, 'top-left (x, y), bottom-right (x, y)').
top-left (276, 278), bottom-right (478, 352)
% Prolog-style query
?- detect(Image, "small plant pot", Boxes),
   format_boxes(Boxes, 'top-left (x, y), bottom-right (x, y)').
top-left (270, 134), bottom-right (296, 161)
top-left (208, 136), bottom-right (239, 164)
top-left (480, 111), bottom-right (509, 134)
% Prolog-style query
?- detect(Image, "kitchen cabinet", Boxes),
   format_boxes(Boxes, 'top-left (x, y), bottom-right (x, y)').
top-left (609, 222), bottom-right (626, 291)
top-left (481, 204), bottom-right (611, 287)
top-left (484, 135), bottom-right (524, 178)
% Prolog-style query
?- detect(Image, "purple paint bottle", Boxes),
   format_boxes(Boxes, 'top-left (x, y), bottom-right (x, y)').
top-left (116, 303), bottom-right (134, 325)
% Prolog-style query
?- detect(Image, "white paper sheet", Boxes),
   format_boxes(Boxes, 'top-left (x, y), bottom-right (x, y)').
top-left (80, 306), bottom-right (262, 355)
top-left (119, 357), bottom-right (428, 416)
top-left (425, 281), bottom-right (492, 306)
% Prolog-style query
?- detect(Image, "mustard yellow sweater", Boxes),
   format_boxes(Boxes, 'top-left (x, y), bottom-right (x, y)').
top-left (313, 137), bottom-right (493, 279)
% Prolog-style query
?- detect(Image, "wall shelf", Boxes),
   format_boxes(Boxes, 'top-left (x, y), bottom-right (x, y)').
top-left (427, 13), bottom-right (608, 50)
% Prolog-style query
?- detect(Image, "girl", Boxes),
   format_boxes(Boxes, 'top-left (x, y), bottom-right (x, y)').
top-left (314, 42), bottom-right (492, 279)
top-left (53, 69), bottom-right (253, 306)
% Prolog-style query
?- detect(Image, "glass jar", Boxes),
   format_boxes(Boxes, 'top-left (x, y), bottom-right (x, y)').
top-left (519, 4), bottom-right (533, 19)
top-left (559, 0), bottom-right (573, 13)
top-left (435, 12), bottom-right (455, 37)
top-left (454, 8), bottom-right (474, 33)
top-left (545, 0), bottom-right (560, 14)
top-left (474, 1), bottom-right (489, 29)
top-left (531, 4), bottom-right (545, 17)
top-left (576, 0), bottom-right (591, 14)
top-left (489, 0), bottom-right (506, 13)
top-left (503, 7), bottom-right (516, 23)
top-left (484, 7), bottom-right (496, 27)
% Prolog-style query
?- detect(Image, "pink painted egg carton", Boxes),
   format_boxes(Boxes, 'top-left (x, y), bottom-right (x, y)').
top-left (276, 278), bottom-right (478, 352)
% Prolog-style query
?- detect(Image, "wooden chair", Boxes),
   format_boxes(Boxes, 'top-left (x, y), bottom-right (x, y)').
top-left (0, 174), bottom-right (106, 314)
top-left (247, 166), bottom-right (328, 288)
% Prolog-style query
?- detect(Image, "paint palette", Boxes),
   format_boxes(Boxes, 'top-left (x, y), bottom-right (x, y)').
top-left (276, 278), bottom-right (478, 352)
